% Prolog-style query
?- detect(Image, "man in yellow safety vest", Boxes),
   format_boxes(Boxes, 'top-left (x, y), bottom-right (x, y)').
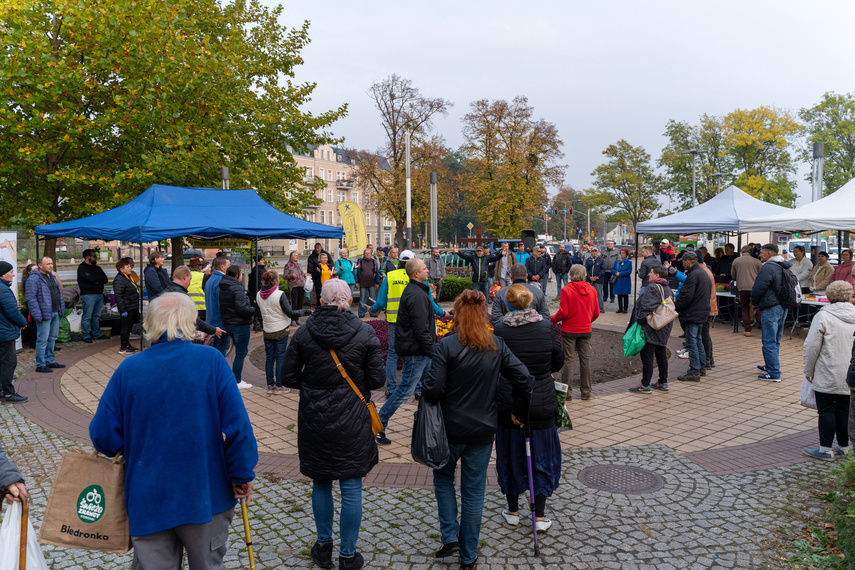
top-left (187, 257), bottom-right (208, 321)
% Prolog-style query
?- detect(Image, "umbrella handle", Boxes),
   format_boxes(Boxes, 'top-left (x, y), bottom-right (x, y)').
top-left (19, 497), bottom-right (28, 570)
top-left (240, 498), bottom-right (256, 570)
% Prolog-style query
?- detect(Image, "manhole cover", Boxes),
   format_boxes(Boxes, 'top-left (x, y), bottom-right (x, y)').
top-left (577, 465), bottom-right (664, 494)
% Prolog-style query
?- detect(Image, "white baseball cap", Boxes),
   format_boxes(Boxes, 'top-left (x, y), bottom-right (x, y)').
top-left (400, 250), bottom-right (415, 261)
top-left (661, 239), bottom-right (670, 244)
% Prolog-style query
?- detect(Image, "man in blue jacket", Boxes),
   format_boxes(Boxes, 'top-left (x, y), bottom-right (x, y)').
top-left (204, 256), bottom-right (231, 356)
top-left (24, 257), bottom-right (65, 374)
top-left (90, 292), bottom-right (257, 569)
top-left (0, 261), bottom-right (29, 402)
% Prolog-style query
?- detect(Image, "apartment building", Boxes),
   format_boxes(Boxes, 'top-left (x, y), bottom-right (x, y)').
top-left (289, 144), bottom-right (396, 253)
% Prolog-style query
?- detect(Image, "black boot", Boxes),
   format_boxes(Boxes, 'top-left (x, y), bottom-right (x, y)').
top-left (311, 541), bottom-right (333, 568)
top-left (339, 552), bottom-right (364, 570)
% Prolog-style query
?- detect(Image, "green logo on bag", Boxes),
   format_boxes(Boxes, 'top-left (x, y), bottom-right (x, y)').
top-left (77, 485), bottom-right (105, 523)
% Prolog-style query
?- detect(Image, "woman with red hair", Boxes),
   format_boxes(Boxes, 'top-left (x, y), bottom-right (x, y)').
top-left (422, 289), bottom-right (532, 569)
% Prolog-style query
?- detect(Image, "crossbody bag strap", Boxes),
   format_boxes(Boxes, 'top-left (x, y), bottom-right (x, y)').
top-left (330, 349), bottom-right (368, 403)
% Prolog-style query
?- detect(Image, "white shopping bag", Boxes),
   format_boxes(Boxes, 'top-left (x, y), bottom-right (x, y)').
top-left (0, 501), bottom-right (49, 570)
top-left (799, 378), bottom-right (817, 410)
top-left (303, 275), bottom-right (314, 293)
top-left (65, 310), bottom-right (82, 334)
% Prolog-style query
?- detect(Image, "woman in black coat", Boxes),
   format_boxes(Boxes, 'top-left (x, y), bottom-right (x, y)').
top-left (492, 284), bottom-right (564, 533)
top-left (113, 259), bottom-right (140, 354)
top-left (281, 278), bottom-right (384, 570)
top-left (630, 265), bottom-right (675, 393)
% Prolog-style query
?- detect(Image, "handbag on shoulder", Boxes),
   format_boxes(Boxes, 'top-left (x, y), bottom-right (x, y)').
top-left (645, 284), bottom-right (678, 331)
top-left (330, 349), bottom-right (384, 435)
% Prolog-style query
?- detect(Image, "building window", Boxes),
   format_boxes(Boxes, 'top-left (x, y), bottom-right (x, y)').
top-left (327, 169), bottom-right (333, 181)
top-left (337, 191), bottom-right (345, 203)
top-left (327, 189), bottom-right (333, 202)
top-left (351, 191), bottom-right (358, 204)
top-left (365, 213), bottom-right (371, 226)
top-left (305, 167), bottom-right (313, 179)
top-left (318, 168), bottom-right (324, 179)
top-left (320, 210), bottom-right (325, 224)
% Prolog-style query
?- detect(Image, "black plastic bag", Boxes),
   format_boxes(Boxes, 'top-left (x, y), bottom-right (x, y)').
top-left (411, 398), bottom-right (450, 469)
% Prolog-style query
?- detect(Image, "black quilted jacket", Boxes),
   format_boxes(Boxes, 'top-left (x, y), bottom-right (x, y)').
top-left (219, 275), bottom-right (255, 327)
top-left (282, 306), bottom-right (385, 480)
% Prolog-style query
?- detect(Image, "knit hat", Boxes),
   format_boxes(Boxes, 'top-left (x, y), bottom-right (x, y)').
top-left (0, 261), bottom-right (13, 276)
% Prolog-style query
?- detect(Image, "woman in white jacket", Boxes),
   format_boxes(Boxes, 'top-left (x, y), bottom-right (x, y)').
top-left (802, 280), bottom-right (855, 460)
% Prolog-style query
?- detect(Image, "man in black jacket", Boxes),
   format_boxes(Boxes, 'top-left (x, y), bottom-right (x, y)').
top-left (78, 249), bottom-right (109, 342)
top-left (219, 265), bottom-right (255, 389)
top-left (751, 243), bottom-right (792, 381)
top-left (551, 243), bottom-right (572, 300)
top-left (673, 252), bottom-right (711, 382)
top-left (526, 248), bottom-right (550, 296)
top-left (376, 258), bottom-right (434, 445)
top-left (455, 245), bottom-right (500, 305)
top-left (584, 247), bottom-right (606, 313)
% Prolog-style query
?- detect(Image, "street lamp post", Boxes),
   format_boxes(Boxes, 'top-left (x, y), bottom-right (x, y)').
top-left (681, 149), bottom-right (706, 207)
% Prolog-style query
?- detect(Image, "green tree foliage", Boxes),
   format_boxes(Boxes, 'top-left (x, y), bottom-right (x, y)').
top-left (349, 74), bottom-right (452, 248)
top-left (460, 96), bottom-right (565, 238)
top-left (0, 0), bottom-right (346, 259)
top-left (722, 106), bottom-right (799, 206)
top-left (587, 140), bottom-right (661, 241)
top-left (658, 114), bottom-right (734, 209)
top-left (799, 92), bottom-right (855, 195)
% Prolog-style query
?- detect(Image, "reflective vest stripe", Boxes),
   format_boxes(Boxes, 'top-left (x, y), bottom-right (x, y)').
top-left (188, 271), bottom-right (206, 310)
top-left (385, 269), bottom-right (409, 324)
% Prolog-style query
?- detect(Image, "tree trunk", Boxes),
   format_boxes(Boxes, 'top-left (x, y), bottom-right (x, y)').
top-left (170, 237), bottom-right (184, 272)
top-left (395, 225), bottom-right (405, 250)
top-left (42, 237), bottom-right (57, 262)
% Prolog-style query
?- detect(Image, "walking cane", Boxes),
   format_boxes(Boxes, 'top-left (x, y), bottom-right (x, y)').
top-left (524, 414), bottom-right (539, 556)
top-left (239, 485), bottom-right (256, 570)
top-left (19, 496), bottom-right (28, 570)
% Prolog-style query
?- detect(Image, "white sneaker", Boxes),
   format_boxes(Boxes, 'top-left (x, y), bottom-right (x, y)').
top-left (237, 381), bottom-right (253, 390)
top-left (501, 510), bottom-right (519, 526)
top-left (535, 518), bottom-right (553, 532)
top-left (676, 351), bottom-right (689, 359)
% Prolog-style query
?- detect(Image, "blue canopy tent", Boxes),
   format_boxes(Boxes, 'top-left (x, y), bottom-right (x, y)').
top-left (34, 184), bottom-right (344, 241)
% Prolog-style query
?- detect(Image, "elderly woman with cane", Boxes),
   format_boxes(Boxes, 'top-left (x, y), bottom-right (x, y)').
top-left (492, 284), bottom-right (564, 532)
top-left (422, 289), bottom-right (533, 570)
top-left (282, 278), bottom-right (385, 570)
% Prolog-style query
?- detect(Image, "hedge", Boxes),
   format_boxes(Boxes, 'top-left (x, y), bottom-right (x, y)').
top-left (440, 275), bottom-right (472, 302)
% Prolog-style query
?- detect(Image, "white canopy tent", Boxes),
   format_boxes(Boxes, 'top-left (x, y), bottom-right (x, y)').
top-left (637, 185), bottom-right (792, 233)
top-left (740, 177), bottom-right (855, 232)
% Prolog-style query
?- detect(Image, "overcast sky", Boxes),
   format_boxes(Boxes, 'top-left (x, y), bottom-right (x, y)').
top-left (272, 0), bottom-right (855, 207)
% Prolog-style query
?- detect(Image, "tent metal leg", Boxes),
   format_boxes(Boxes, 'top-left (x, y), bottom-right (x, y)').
top-left (139, 242), bottom-right (144, 352)
top-left (35, 235), bottom-right (39, 260)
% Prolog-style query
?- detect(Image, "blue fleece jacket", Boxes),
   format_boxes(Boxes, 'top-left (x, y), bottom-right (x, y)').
top-left (204, 271), bottom-right (225, 327)
top-left (89, 339), bottom-right (257, 536)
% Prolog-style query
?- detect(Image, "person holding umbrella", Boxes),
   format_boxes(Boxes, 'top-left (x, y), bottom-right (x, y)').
top-left (492, 284), bottom-right (564, 532)
top-left (422, 289), bottom-right (533, 570)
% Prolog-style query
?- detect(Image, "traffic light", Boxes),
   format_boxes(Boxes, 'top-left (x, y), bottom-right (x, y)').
top-left (568, 207), bottom-right (573, 215)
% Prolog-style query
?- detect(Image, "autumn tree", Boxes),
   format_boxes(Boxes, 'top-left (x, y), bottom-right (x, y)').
top-left (549, 186), bottom-right (594, 241)
top-left (799, 92), bottom-right (855, 195)
top-left (460, 96), bottom-right (565, 238)
top-left (0, 0), bottom-right (346, 261)
top-left (349, 74), bottom-right (451, 248)
top-left (587, 140), bottom-right (661, 247)
top-left (721, 106), bottom-right (799, 206)
top-left (657, 114), bottom-right (734, 209)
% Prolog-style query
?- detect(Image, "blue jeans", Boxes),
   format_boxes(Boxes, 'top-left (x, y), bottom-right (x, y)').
top-left (472, 280), bottom-right (491, 303)
top-left (35, 311), bottom-right (60, 368)
top-left (433, 442), bottom-right (493, 565)
top-left (379, 355), bottom-right (430, 429)
top-left (555, 273), bottom-right (568, 292)
top-left (264, 335), bottom-right (288, 386)
top-left (760, 304), bottom-right (787, 378)
top-left (80, 294), bottom-right (104, 339)
top-left (358, 286), bottom-right (372, 317)
top-left (386, 323), bottom-right (398, 393)
top-left (684, 322), bottom-right (706, 375)
top-left (226, 325), bottom-right (251, 382)
top-left (312, 478), bottom-right (362, 558)
top-left (212, 332), bottom-right (231, 357)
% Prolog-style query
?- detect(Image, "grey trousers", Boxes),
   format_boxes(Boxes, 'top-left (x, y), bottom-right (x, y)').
top-left (131, 508), bottom-right (234, 570)
top-left (591, 282), bottom-right (605, 312)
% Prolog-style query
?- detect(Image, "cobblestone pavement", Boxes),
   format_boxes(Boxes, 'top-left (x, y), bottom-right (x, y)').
top-left (1, 401), bottom-right (830, 569)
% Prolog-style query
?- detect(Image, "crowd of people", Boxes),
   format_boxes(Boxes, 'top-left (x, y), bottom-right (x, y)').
top-left (3, 237), bottom-right (855, 570)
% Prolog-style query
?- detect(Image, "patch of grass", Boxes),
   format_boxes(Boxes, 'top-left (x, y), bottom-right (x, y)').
top-left (479, 539), bottom-right (487, 547)
top-left (300, 548), bottom-right (310, 557)
top-left (428, 532), bottom-right (440, 540)
top-left (289, 504), bottom-right (304, 513)
top-left (286, 424), bottom-right (295, 430)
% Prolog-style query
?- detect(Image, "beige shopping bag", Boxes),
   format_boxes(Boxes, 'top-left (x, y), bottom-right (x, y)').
top-left (38, 449), bottom-right (131, 554)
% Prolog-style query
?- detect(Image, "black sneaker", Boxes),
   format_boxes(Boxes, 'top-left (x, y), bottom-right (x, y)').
top-left (436, 542), bottom-right (460, 558)
top-left (375, 431), bottom-right (391, 445)
top-left (338, 552), bottom-right (364, 570)
top-left (699, 369), bottom-right (706, 377)
top-left (47, 362), bottom-right (65, 369)
top-left (2, 394), bottom-right (28, 404)
top-left (461, 556), bottom-right (478, 570)
top-left (124, 346), bottom-right (137, 353)
top-left (310, 541), bottom-right (333, 568)
top-left (35, 366), bottom-right (52, 373)
top-left (757, 365), bottom-right (767, 372)
top-left (83, 337), bottom-right (93, 344)
top-left (384, 390), bottom-right (392, 398)
top-left (677, 373), bottom-right (700, 382)
top-left (414, 393), bottom-right (422, 401)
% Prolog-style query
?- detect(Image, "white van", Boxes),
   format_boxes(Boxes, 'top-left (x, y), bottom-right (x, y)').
top-left (785, 238), bottom-right (828, 260)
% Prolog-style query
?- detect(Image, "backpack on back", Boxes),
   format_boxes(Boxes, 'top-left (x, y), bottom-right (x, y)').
top-left (775, 263), bottom-right (802, 310)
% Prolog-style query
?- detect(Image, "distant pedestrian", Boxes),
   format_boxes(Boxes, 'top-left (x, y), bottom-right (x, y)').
top-left (426, 247), bottom-right (447, 301)
top-left (256, 270), bottom-right (311, 394)
top-left (699, 259), bottom-right (718, 371)
top-left (601, 240), bottom-right (619, 304)
top-left (333, 248), bottom-right (356, 296)
top-left (731, 245), bottom-right (763, 337)
top-left (113, 259), bottom-right (140, 355)
top-left (674, 252), bottom-right (711, 383)
top-left (307, 243), bottom-right (333, 306)
top-left (551, 244), bottom-right (572, 300)
top-left (802, 281), bottom-right (855, 460)
top-left (247, 254), bottom-right (266, 301)
top-left (282, 278), bottom-right (385, 570)
top-left (456, 245), bottom-right (500, 304)
top-left (551, 265), bottom-right (600, 400)
top-left (25, 256), bottom-right (65, 374)
top-left (77, 248), bottom-right (109, 342)
top-left (0, 260), bottom-right (29, 403)
top-left (584, 246), bottom-right (606, 312)
top-left (637, 246), bottom-right (661, 294)
top-left (423, 289), bottom-right (533, 570)
top-left (493, 284), bottom-right (563, 532)
top-left (809, 251), bottom-right (833, 293)
top-left (90, 292), bottom-right (257, 570)
top-left (143, 251), bottom-right (170, 300)
top-left (611, 248), bottom-right (632, 314)
top-left (219, 265), bottom-right (255, 389)
top-left (831, 249), bottom-right (854, 289)
top-left (751, 244), bottom-right (791, 381)
top-left (354, 249), bottom-right (380, 318)
top-left (204, 256), bottom-right (231, 357)
top-left (790, 246), bottom-right (813, 293)
top-left (514, 242), bottom-right (530, 265)
top-left (282, 251), bottom-right (308, 323)
top-left (492, 263), bottom-right (550, 322)
top-left (629, 266), bottom-right (674, 394)
top-left (525, 248), bottom-right (549, 296)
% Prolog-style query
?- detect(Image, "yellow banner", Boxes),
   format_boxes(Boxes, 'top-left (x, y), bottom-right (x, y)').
top-left (188, 239), bottom-right (252, 249)
top-left (337, 201), bottom-right (368, 257)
